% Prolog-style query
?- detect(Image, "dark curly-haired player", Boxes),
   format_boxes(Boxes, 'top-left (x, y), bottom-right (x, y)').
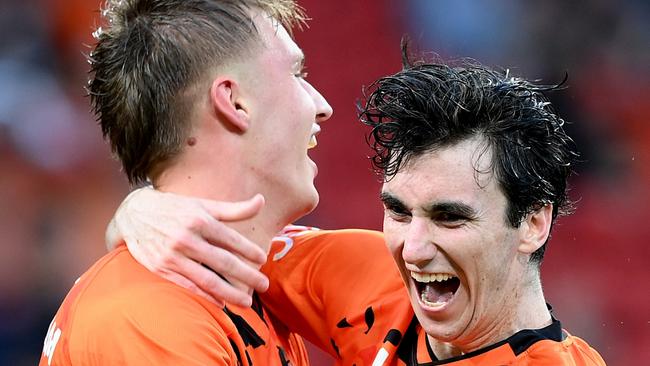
top-left (101, 49), bottom-right (606, 365)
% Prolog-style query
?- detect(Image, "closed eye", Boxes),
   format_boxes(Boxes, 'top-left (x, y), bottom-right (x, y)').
top-left (426, 202), bottom-right (477, 228)
top-left (432, 211), bottom-right (474, 228)
top-left (295, 69), bottom-right (308, 79)
top-left (380, 192), bottom-right (411, 223)
top-left (437, 212), bottom-right (465, 223)
top-left (385, 206), bottom-right (411, 223)
top-left (294, 56), bottom-right (308, 79)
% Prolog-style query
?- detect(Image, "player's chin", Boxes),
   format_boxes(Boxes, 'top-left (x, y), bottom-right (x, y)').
top-left (295, 181), bottom-right (320, 215)
top-left (303, 163), bottom-right (320, 205)
top-left (303, 189), bottom-right (319, 213)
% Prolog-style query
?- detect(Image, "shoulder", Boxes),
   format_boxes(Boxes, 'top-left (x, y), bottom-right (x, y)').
top-left (270, 226), bottom-right (386, 261)
top-left (521, 333), bottom-right (606, 365)
top-left (73, 246), bottom-right (218, 320)
top-left (268, 227), bottom-right (395, 285)
top-left (62, 247), bottom-right (238, 364)
top-left (278, 226), bottom-right (385, 242)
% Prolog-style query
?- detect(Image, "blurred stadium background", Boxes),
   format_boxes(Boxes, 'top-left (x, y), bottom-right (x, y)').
top-left (1, 0), bottom-right (648, 364)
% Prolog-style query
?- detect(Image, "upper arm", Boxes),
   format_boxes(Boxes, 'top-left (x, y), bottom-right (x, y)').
top-left (261, 228), bottom-right (410, 360)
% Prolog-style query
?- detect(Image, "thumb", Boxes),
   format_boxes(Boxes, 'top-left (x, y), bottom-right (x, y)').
top-left (200, 194), bottom-right (265, 222)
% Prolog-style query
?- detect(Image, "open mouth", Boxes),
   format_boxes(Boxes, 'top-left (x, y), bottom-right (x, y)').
top-left (411, 272), bottom-right (460, 308)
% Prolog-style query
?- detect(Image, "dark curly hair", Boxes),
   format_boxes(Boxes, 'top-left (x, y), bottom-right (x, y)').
top-left (88, 0), bottom-right (305, 184)
top-left (359, 45), bottom-right (579, 264)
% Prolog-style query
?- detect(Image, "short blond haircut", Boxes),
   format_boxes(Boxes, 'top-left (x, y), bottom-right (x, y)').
top-left (89, 0), bottom-right (306, 184)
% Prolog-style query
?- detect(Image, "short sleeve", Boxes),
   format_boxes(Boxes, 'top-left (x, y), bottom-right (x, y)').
top-left (261, 228), bottom-right (412, 362)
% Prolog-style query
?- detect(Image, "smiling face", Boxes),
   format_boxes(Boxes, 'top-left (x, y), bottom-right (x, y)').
top-left (381, 137), bottom-right (537, 351)
top-left (239, 13), bottom-right (332, 220)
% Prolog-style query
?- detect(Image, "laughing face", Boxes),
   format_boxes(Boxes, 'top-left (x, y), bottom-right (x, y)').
top-left (238, 13), bottom-right (332, 219)
top-left (381, 137), bottom-right (537, 352)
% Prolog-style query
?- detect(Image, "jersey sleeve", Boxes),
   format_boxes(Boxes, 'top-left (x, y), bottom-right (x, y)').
top-left (260, 227), bottom-right (413, 363)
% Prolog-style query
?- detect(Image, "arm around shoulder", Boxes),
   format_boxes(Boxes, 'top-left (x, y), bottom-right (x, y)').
top-left (260, 228), bottom-right (404, 356)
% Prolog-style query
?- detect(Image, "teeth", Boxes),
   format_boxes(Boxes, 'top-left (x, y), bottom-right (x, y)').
top-left (420, 296), bottom-right (446, 308)
top-left (308, 124), bottom-right (320, 149)
top-left (308, 135), bottom-right (317, 149)
top-left (411, 272), bottom-right (455, 283)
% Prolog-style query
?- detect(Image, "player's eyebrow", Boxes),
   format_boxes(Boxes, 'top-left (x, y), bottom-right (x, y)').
top-left (381, 191), bottom-right (478, 219)
top-left (424, 201), bottom-right (478, 219)
top-left (379, 192), bottom-right (408, 211)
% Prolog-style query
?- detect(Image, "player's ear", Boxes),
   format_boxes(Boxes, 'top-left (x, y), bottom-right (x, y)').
top-left (518, 204), bottom-right (552, 255)
top-left (209, 77), bottom-right (250, 132)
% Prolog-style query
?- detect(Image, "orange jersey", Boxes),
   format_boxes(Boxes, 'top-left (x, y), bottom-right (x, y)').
top-left (261, 226), bottom-right (606, 365)
top-left (39, 245), bottom-right (308, 366)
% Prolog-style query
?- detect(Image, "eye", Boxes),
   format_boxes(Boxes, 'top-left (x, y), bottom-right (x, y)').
top-left (384, 205), bottom-right (411, 223)
top-left (295, 70), bottom-right (308, 79)
top-left (295, 66), bottom-right (308, 79)
top-left (434, 212), bottom-right (468, 228)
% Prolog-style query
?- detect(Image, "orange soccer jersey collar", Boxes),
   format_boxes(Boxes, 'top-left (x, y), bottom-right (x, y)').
top-left (399, 307), bottom-right (565, 365)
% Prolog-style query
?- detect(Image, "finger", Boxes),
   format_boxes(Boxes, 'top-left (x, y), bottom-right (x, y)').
top-left (188, 244), bottom-right (269, 293)
top-left (223, 276), bottom-right (260, 297)
top-left (199, 194), bottom-right (265, 222)
top-left (160, 271), bottom-right (226, 308)
top-left (171, 255), bottom-right (255, 307)
top-left (199, 219), bottom-right (267, 265)
top-left (128, 241), bottom-right (229, 306)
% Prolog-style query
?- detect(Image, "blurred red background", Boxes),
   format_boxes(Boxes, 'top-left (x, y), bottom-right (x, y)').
top-left (1, 0), bottom-right (648, 364)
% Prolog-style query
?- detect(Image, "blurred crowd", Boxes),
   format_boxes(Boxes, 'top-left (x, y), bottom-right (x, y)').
top-left (1, 0), bottom-right (648, 364)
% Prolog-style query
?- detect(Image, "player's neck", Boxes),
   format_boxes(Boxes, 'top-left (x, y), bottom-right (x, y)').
top-left (512, 273), bottom-right (553, 332)
top-left (154, 158), bottom-right (288, 254)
